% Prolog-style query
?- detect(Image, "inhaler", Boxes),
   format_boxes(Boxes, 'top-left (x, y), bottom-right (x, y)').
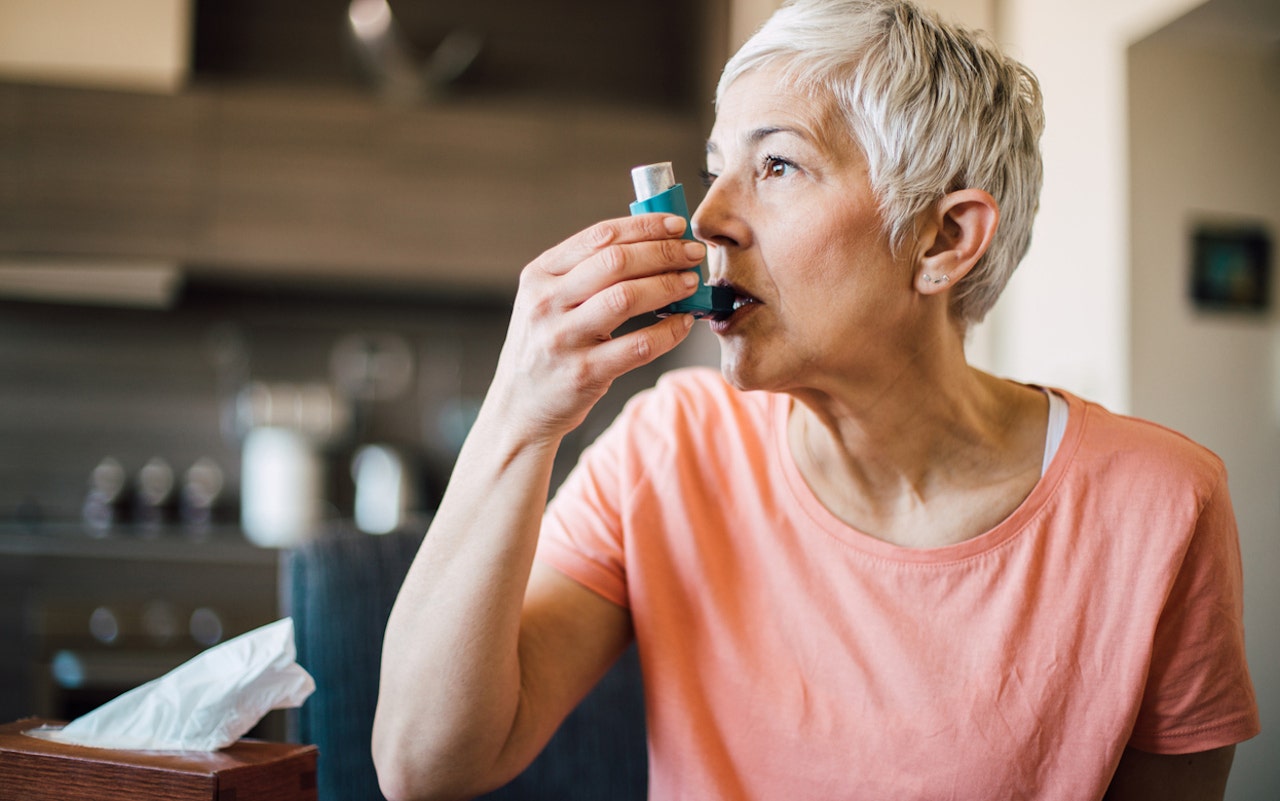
top-left (629, 162), bottom-right (734, 319)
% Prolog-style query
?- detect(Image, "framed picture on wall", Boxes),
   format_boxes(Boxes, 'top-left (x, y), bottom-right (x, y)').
top-left (1190, 224), bottom-right (1272, 313)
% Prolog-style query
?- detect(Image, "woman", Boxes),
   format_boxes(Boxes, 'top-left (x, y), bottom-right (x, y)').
top-left (373, 1), bottom-right (1259, 799)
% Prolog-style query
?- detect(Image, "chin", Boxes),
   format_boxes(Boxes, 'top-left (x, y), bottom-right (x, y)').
top-left (718, 364), bottom-right (751, 393)
top-left (717, 350), bottom-right (772, 394)
top-left (717, 337), bottom-right (818, 398)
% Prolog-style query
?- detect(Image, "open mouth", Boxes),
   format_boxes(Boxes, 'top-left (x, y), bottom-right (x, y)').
top-left (711, 280), bottom-right (760, 323)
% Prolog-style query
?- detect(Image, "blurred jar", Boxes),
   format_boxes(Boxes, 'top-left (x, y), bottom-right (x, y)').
top-left (82, 457), bottom-right (127, 535)
top-left (240, 427), bottom-right (323, 548)
top-left (180, 457), bottom-right (226, 535)
top-left (134, 457), bottom-right (175, 534)
top-left (352, 444), bottom-right (416, 535)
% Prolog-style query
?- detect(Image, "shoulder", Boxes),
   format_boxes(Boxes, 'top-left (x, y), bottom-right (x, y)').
top-left (1058, 389), bottom-right (1228, 505)
top-left (649, 365), bottom-right (751, 406)
top-left (623, 366), bottom-right (770, 433)
top-left (583, 367), bottom-right (776, 481)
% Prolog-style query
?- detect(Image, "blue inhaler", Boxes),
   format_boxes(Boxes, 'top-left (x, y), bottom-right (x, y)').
top-left (629, 162), bottom-right (734, 320)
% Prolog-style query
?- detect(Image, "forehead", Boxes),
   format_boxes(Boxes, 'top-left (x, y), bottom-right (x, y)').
top-left (707, 65), bottom-right (850, 158)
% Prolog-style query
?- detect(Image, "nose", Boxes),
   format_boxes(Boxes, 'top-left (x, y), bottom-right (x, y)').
top-left (690, 176), bottom-right (747, 251)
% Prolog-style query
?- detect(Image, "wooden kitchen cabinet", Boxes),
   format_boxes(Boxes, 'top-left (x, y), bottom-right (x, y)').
top-left (0, 82), bottom-right (705, 295)
top-left (0, 85), bottom-right (203, 261)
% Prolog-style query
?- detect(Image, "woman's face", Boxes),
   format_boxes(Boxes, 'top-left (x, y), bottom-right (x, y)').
top-left (693, 65), bottom-right (918, 395)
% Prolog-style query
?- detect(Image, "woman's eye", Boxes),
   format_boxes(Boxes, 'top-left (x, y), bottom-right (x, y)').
top-left (762, 155), bottom-right (796, 179)
top-left (699, 168), bottom-right (718, 188)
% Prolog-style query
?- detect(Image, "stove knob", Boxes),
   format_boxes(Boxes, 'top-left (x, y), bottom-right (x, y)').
top-left (142, 600), bottom-right (180, 645)
top-left (190, 607), bottom-right (224, 647)
top-left (89, 606), bottom-right (120, 645)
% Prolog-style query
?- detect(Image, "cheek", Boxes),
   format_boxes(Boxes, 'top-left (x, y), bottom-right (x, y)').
top-left (791, 217), bottom-right (884, 292)
top-left (756, 195), bottom-right (893, 305)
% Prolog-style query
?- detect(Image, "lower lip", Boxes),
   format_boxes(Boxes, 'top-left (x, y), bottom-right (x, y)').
top-left (708, 302), bottom-right (757, 334)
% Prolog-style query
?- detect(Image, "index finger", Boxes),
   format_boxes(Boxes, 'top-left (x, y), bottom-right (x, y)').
top-left (531, 213), bottom-right (688, 278)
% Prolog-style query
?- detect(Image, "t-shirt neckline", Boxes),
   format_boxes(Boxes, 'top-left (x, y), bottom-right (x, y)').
top-left (770, 385), bottom-right (1083, 564)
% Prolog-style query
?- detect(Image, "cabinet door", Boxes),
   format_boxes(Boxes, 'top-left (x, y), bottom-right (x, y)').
top-left (0, 84), bottom-right (201, 260)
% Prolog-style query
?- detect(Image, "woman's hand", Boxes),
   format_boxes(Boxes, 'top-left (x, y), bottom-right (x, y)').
top-left (488, 212), bottom-right (703, 442)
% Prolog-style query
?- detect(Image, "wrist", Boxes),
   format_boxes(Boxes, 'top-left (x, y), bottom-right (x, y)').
top-left (462, 392), bottom-right (565, 473)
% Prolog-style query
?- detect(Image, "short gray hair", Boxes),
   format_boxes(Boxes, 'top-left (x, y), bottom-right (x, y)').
top-left (718, 0), bottom-right (1044, 325)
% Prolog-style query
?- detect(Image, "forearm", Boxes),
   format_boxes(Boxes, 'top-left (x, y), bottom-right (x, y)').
top-left (372, 395), bottom-right (562, 800)
top-left (371, 212), bottom-right (701, 800)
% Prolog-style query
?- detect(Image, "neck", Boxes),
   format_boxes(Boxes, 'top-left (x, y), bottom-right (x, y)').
top-left (790, 367), bottom-right (1004, 492)
top-left (787, 319), bottom-right (981, 475)
top-left (785, 333), bottom-right (1047, 546)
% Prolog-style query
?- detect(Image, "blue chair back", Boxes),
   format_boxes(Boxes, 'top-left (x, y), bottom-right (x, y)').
top-left (289, 527), bottom-right (648, 801)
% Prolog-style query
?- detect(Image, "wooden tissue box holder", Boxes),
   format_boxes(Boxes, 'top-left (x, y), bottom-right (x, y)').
top-left (0, 718), bottom-right (318, 801)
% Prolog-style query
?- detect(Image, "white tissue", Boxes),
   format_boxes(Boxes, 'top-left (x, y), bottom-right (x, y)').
top-left (29, 617), bottom-right (314, 751)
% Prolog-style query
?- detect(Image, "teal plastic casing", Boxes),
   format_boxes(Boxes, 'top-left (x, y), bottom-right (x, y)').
top-left (629, 182), bottom-right (734, 319)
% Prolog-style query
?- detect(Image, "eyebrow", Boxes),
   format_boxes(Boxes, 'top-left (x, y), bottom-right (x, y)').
top-left (705, 125), bottom-right (804, 155)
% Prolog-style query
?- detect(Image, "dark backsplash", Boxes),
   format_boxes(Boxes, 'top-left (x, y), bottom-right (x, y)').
top-left (0, 280), bottom-right (667, 531)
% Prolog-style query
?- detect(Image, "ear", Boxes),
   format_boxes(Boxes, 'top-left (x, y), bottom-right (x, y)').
top-left (914, 189), bottom-right (999, 295)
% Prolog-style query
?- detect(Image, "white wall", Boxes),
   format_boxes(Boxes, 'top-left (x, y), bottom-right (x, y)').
top-left (975, 0), bottom-right (1201, 408)
top-left (1129, 31), bottom-right (1279, 801)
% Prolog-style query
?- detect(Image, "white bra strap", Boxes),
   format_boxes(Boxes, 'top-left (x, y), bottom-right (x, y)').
top-left (1042, 390), bottom-right (1068, 477)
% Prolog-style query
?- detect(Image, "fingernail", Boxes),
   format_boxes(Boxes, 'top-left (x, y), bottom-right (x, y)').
top-left (684, 241), bottom-right (705, 260)
top-left (664, 216), bottom-right (686, 235)
top-left (681, 271), bottom-right (700, 288)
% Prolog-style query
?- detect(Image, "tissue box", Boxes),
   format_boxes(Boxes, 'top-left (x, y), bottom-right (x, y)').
top-left (0, 718), bottom-right (318, 801)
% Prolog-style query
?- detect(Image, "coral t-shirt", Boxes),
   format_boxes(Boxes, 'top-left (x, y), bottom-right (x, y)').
top-left (537, 368), bottom-right (1259, 800)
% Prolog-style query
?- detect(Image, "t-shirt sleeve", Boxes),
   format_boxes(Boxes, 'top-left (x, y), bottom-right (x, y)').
top-left (534, 394), bottom-right (644, 609)
top-left (1127, 471), bottom-right (1261, 754)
